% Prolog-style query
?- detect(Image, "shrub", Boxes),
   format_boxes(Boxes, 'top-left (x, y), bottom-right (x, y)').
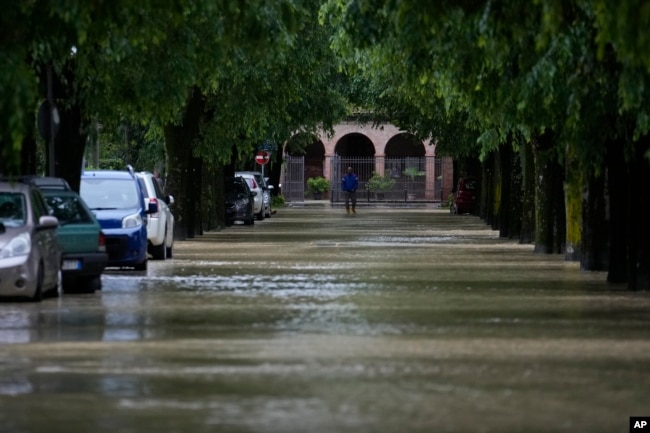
top-left (307, 176), bottom-right (330, 193)
top-left (367, 172), bottom-right (396, 192)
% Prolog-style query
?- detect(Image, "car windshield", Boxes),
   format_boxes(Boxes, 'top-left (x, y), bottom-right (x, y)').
top-left (80, 178), bottom-right (139, 210)
top-left (44, 194), bottom-right (94, 225)
top-left (0, 193), bottom-right (26, 227)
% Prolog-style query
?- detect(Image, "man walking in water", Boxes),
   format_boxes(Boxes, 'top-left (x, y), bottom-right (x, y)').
top-left (341, 166), bottom-right (359, 214)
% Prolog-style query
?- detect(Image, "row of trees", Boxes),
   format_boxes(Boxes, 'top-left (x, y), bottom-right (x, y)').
top-left (1, 1), bottom-right (649, 289)
top-left (1, 0), bottom-right (348, 237)
top-left (320, 0), bottom-right (650, 290)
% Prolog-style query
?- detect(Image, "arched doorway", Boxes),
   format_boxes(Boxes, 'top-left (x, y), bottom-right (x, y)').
top-left (333, 133), bottom-right (375, 186)
top-left (385, 133), bottom-right (425, 157)
top-left (286, 134), bottom-right (324, 180)
top-left (385, 133), bottom-right (428, 200)
top-left (334, 133), bottom-right (375, 157)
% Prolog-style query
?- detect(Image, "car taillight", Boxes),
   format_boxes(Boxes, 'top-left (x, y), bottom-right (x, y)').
top-left (251, 179), bottom-right (258, 189)
top-left (149, 197), bottom-right (160, 218)
top-left (98, 231), bottom-right (106, 253)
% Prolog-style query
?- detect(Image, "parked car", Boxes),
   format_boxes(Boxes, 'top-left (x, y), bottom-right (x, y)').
top-left (236, 173), bottom-right (264, 220)
top-left (136, 171), bottom-right (175, 260)
top-left (25, 176), bottom-right (72, 191)
top-left (80, 167), bottom-right (157, 271)
top-left (40, 188), bottom-right (108, 293)
top-left (450, 177), bottom-right (478, 215)
top-left (0, 181), bottom-right (61, 301)
top-left (235, 171), bottom-right (274, 219)
top-left (225, 176), bottom-right (255, 226)
top-left (22, 175), bottom-right (107, 293)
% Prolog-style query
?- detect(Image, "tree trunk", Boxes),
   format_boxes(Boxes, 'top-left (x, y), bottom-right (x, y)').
top-left (519, 140), bottom-right (535, 244)
top-left (498, 143), bottom-right (513, 238)
top-left (531, 132), bottom-right (565, 254)
top-left (200, 160), bottom-right (224, 232)
top-left (508, 147), bottom-right (523, 240)
top-left (164, 87), bottom-right (204, 240)
top-left (627, 135), bottom-right (650, 290)
top-left (53, 104), bottom-right (86, 192)
top-left (606, 139), bottom-right (627, 282)
top-left (20, 111), bottom-right (38, 175)
top-left (481, 154), bottom-right (494, 224)
top-left (580, 170), bottom-right (608, 270)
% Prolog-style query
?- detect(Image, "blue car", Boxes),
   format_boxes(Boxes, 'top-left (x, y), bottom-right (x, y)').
top-left (80, 167), bottom-right (157, 271)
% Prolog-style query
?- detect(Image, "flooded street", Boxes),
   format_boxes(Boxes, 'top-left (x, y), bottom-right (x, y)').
top-left (1, 205), bottom-right (649, 433)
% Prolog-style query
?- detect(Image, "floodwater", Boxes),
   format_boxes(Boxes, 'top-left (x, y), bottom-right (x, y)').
top-left (1, 205), bottom-right (649, 433)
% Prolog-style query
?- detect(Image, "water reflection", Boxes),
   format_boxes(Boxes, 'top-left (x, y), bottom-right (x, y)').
top-left (1, 207), bottom-right (649, 433)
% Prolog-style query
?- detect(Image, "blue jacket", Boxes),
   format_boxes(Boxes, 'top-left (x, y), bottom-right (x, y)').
top-left (341, 172), bottom-right (359, 192)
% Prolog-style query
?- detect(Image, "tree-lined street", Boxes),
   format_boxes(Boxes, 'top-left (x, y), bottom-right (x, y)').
top-left (1, 206), bottom-right (648, 432)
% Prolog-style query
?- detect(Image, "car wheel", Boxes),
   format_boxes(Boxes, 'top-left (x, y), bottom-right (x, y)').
top-left (166, 243), bottom-right (174, 259)
top-left (31, 262), bottom-right (44, 302)
top-left (256, 208), bottom-right (265, 221)
top-left (134, 259), bottom-right (147, 271)
top-left (62, 275), bottom-right (77, 294)
top-left (49, 270), bottom-right (62, 298)
top-left (151, 239), bottom-right (166, 260)
top-left (84, 276), bottom-right (102, 293)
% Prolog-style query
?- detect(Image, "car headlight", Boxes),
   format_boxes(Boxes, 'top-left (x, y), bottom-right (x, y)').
top-left (122, 212), bottom-right (143, 228)
top-left (0, 233), bottom-right (31, 259)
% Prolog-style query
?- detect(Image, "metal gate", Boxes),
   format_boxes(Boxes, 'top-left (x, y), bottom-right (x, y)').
top-left (330, 156), bottom-right (439, 203)
top-left (282, 155), bottom-right (304, 202)
top-left (282, 155), bottom-right (443, 203)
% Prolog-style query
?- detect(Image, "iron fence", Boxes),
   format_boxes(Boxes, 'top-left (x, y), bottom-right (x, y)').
top-left (282, 155), bottom-right (305, 202)
top-left (282, 155), bottom-right (443, 203)
top-left (330, 156), bottom-right (440, 203)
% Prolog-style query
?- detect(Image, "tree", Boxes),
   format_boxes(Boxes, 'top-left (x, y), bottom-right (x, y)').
top-left (323, 0), bottom-right (650, 289)
top-left (1, 0), bottom-right (348, 239)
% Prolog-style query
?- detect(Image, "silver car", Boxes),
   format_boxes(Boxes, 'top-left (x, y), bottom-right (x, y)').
top-left (0, 181), bottom-right (61, 301)
top-left (235, 171), bottom-right (274, 219)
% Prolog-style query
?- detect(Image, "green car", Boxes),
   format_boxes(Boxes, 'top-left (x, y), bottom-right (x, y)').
top-left (41, 189), bottom-right (108, 293)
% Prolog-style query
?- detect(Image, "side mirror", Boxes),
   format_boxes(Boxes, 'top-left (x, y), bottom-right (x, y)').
top-left (38, 215), bottom-right (59, 230)
top-left (267, 185), bottom-right (274, 191)
top-left (147, 200), bottom-right (159, 214)
top-left (167, 195), bottom-right (175, 205)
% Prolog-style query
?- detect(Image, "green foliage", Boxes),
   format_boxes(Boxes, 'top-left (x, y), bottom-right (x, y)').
top-left (307, 176), bottom-right (330, 193)
top-left (325, 0), bottom-right (650, 172)
top-left (367, 172), bottom-right (395, 192)
top-left (271, 194), bottom-right (286, 208)
top-left (403, 167), bottom-right (425, 179)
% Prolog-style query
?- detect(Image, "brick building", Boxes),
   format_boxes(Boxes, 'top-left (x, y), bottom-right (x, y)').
top-left (283, 121), bottom-right (453, 203)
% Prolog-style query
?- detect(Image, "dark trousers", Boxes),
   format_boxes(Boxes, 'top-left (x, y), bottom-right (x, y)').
top-left (344, 190), bottom-right (357, 208)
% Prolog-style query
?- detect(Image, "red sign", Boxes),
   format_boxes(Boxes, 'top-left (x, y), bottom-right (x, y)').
top-left (255, 150), bottom-right (270, 165)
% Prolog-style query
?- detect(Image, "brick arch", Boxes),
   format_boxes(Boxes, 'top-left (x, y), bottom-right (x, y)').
top-left (319, 122), bottom-right (436, 157)
top-left (385, 133), bottom-right (425, 157)
top-left (333, 132), bottom-right (375, 157)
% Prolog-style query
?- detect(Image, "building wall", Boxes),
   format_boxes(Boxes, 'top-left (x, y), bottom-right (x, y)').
top-left (319, 122), bottom-right (436, 157)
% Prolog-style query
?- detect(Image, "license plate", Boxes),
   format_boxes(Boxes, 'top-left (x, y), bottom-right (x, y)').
top-left (62, 260), bottom-right (81, 270)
